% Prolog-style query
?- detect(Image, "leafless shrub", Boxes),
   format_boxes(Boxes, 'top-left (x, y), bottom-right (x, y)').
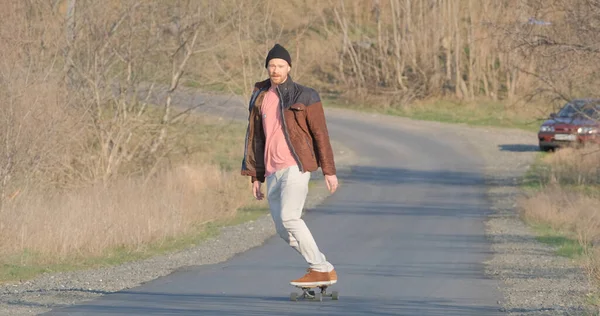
top-left (497, 0), bottom-right (600, 106)
top-left (0, 1), bottom-right (255, 263)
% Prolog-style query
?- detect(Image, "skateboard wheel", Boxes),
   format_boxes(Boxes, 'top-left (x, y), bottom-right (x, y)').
top-left (314, 293), bottom-right (322, 301)
top-left (331, 291), bottom-right (339, 300)
top-left (290, 292), bottom-right (298, 301)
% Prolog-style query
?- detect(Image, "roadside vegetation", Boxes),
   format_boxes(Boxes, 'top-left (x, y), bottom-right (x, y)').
top-left (0, 106), bottom-right (266, 282)
top-left (2, 0), bottom-right (600, 287)
top-left (518, 146), bottom-right (600, 305)
top-left (175, 0), bottom-right (600, 132)
top-left (0, 1), bottom-right (267, 283)
top-left (326, 97), bottom-right (544, 132)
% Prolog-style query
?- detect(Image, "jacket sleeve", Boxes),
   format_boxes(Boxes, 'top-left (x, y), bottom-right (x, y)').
top-left (305, 90), bottom-right (336, 176)
top-left (244, 87), bottom-right (265, 184)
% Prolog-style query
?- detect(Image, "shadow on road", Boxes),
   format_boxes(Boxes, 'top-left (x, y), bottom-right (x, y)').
top-left (498, 144), bottom-right (539, 152)
top-left (44, 291), bottom-right (503, 316)
top-left (309, 200), bottom-right (489, 218)
top-left (337, 165), bottom-right (488, 187)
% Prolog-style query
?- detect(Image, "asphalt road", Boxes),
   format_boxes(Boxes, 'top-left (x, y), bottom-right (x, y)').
top-left (44, 91), bottom-right (504, 315)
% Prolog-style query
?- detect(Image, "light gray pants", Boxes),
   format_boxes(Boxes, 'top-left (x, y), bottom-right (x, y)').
top-left (266, 165), bottom-right (334, 273)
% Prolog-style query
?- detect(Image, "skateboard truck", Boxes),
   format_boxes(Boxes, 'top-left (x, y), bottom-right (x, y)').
top-left (290, 285), bottom-right (339, 301)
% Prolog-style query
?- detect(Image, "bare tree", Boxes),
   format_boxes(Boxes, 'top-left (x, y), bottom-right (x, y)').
top-left (496, 0), bottom-right (600, 106)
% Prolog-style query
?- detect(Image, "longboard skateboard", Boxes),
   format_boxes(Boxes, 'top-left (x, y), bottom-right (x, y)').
top-left (290, 284), bottom-right (339, 301)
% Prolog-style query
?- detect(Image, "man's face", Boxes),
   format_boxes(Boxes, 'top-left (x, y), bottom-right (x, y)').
top-left (267, 58), bottom-right (291, 85)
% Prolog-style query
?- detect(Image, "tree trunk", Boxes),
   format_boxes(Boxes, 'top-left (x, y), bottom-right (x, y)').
top-left (467, 0), bottom-right (475, 100)
top-left (391, 0), bottom-right (406, 91)
top-left (454, 1), bottom-right (462, 98)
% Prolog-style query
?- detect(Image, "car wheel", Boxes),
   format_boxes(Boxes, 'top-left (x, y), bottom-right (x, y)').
top-left (539, 145), bottom-right (553, 152)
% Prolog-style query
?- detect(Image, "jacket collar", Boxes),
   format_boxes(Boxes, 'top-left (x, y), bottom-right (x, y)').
top-left (254, 75), bottom-right (295, 91)
top-left (276, 75), bottom-right (294, 92)
top-left (252, 75), bottom-right (295, 110)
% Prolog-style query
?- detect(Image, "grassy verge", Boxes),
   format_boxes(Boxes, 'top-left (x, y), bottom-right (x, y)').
top-left (530, 223), bottom-right (586, 259)
top-left (0, 113), bottom-right (269, 284)
top-left (325, 96), bottom-right (547, 133)
top-left (0, 205), bottom-right (270, 283)
top-left (517, 146), bottom-right (600, 305)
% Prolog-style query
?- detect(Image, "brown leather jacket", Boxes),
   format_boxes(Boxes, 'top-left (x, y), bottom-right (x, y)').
top-left (240, 76), bottom-right (336, 183)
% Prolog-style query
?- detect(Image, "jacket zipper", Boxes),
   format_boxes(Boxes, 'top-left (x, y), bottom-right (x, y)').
top-left (277, 85), bottom-right (304, 172)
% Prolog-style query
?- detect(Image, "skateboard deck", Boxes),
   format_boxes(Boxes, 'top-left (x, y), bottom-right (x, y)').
top-left (289, 283), bottom-right (339, 301)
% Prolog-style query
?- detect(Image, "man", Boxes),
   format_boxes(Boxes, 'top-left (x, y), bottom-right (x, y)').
top-left (240, 43), bottom-right (339, 286)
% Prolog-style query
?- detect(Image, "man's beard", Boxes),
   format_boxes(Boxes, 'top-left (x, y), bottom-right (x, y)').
top-left (270, 75), bottom-right (285, 84)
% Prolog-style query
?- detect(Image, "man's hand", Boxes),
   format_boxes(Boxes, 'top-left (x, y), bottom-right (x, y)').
top-left (325, 174), bottom-right (339, 194)
top-left (252, 181), bottom-right (264, 200)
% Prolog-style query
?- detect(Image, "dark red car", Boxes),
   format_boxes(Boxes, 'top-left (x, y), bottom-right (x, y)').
top-left (538, 99), bottom-right (600, 151)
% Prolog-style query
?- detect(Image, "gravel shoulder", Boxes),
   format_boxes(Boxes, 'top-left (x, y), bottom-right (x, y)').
top-left (0, 106), bottom-right (595, 315)
top-left (464, 127), bottom-right (596, 315)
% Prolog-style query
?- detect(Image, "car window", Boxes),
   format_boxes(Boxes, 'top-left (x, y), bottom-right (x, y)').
top-left (557, 101), bottom-right (600, 119)
top-left (557, 103), bottom-right (579, 117)
top-left (582, 105), bottom-right (600, 119)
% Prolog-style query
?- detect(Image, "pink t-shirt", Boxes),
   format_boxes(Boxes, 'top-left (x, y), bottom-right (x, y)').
top-left (261, 85), bottom-right (297, 177)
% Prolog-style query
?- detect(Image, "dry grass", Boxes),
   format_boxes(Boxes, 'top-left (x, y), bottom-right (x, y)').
top-left (0, 163), bottom-right (249, 262)
top-left (0, 0), bottom-right (262, 280)
top-left (520, 187), bottom-right (600, 247)
top-left (177, 0), bottom-right (600, 113)
top-left (518, 146), bottom-right (600, 298)
top-left (539, 147), bottom-right (600, 187)
top-left (0, 109), bottom-right (259, 284)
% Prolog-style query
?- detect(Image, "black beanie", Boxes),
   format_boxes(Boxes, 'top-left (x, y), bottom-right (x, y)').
top-left (265, 44), bottom-right (292, 68)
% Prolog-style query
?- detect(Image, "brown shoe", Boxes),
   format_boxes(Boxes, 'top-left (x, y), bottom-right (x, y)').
top-left (329, 269), bottom-right (338, 283)
top-left (290, 268), bottom-right (332, 286)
